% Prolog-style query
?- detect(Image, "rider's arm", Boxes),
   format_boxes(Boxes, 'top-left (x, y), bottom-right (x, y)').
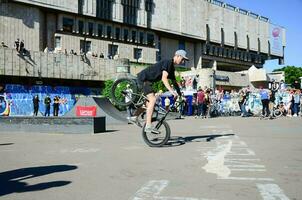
top-left (171, 79), bottom-right (181, 96)
top-left (162, 71), bottom-right (177, 96)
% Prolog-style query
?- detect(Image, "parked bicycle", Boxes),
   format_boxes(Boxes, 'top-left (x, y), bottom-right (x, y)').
top-left (111, 77), bottom-right (184, 147)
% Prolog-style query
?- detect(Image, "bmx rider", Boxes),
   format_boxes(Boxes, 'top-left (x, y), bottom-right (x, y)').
top-left (130, 49), bottom-right (189, 133)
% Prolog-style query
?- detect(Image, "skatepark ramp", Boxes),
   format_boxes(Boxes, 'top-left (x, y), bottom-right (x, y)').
top-left (64, 97), bottom-right (127, 124)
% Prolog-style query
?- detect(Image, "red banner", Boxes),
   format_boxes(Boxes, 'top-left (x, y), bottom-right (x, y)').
top-left (76, 106), bottom-right (97, 117)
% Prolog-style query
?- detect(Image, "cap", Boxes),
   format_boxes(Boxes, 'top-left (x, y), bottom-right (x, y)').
top-left (175, 49), bottom-right (189, 61)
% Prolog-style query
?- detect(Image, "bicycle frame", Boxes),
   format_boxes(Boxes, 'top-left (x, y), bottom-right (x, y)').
top-left (154, 99), bottom-right (185, 130)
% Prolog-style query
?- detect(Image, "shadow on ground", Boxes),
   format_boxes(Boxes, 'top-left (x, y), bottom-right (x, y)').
top-left (0, 143), bottom-right (14, 146)
top-left (0, 165), bottom-right (77, 196)
top-left (164, 133), bottom-right (235, 147)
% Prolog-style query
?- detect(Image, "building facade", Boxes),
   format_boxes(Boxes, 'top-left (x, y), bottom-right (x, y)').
top-left (0, 0), bottom-right (286, 71)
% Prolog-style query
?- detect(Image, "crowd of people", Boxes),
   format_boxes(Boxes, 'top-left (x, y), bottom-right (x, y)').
top-left (172, 84), bottom-right (302, 119)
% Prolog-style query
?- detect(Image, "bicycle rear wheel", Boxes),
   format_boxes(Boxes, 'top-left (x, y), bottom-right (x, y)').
top-left (273, 108), bottom-right (282, 118)
top-left (111, 78), bottom-right (138, 106)
top-left (142, 120), bottom-right (170, 147)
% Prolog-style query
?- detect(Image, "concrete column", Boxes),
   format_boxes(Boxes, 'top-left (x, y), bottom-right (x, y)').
top-left (57, 15), bottom-right (63, 31)
top-left (194, 42), bottom-right (202, 69)
top-left (210, 60), bottom-right (217, 89)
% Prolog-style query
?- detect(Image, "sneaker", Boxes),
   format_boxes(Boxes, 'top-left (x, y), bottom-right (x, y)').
top-left (144, 125), bottom-right (160, 134)
top-left (293, 114), bottom-right (298, 117)
top-left (128, 116), bottom-right (139, 126)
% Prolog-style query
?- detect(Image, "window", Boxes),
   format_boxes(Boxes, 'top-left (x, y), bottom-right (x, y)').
top-left (234, 32), bottom-right (238, 49)
top-left (268, 41), bottom-right (271, 56)
top-left (88, 22), bottom-right (94, 36)
top-left (107, 26), bottom-right (112, 38)
top-left (139, 32), bottom-right (144, 44)
top-left (145, 0), bottom-right (153, 11)
top-left (115, 27), bottom-right (120, 40)
top-left (258, 38), bottom-right (261, 53)
top-left (78, 20), bottom-right (84, 34)
top-left (123, 29), bottom-right (129, 41)
top-left (147, 33), bottom-right (154, 46)
top-left (78, 0), bottom-right (84, 14)
top-left (178, 40), bottom-right (185, 50)
top-left (96, 0), bottom-right (114, 20)
top-left (122, 0), bottom-right (140, 24)
top-left (63, 17), bottom-right (74, 32)
top-left (134, 48), bottom-right (142, 60)
top-left (247, 35), bottom-right (250, 51)
top-left (206, 24), bottom-right (210, 43)
top-left (108, 44), bottom-right (118, 57)
top-left (55, 36), bottom-right (61, 49)
top-left (131, 30), bottom-right (137, 42)
top-left (98, 24), bottom-right (103, 37)
top-left (221, 28), bottom-right (224, 46)
top-left (226, 4), bottom-right (235, 11)
top-left (80, 40), bottom-right (91, 53)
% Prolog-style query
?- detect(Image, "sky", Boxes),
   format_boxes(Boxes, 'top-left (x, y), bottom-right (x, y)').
top-left (223, 0), bottom-right (302, 72)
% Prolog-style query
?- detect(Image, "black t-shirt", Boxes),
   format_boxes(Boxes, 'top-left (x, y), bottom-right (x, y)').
top-left (137, 59), bottom-right (176, 82)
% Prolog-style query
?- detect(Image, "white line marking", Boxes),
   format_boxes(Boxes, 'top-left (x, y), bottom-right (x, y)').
top-left (131, 180), bottom-right (169, 200)
top-left (130, 180), bottom-right (217, 200)
top-left (202, 140), bottom-right (232, 178)
top-left (257, 184), bottom-right (290, 200)
top-left (230, 169), bottom-right (266, 172)
top-left (218, 177), bottom-right (274, 181)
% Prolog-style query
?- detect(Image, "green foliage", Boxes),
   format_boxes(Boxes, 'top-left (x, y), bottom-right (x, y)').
top-left (102, 79), bottom-right (126, 110)
top-left (151, 75), bottom-right (182, 93)
top-left (102, 80), bottom-right (114, 99)
top-left (273, 66), bottom-right (302, 84)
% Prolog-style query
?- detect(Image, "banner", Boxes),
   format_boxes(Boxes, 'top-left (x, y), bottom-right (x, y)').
top-left (270, 24), bottom-right (283, 56)
top-left (76, 106), bottom-right (97, 117)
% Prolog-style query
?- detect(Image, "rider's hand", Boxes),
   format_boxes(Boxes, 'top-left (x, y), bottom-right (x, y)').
top-left (172, 91), bottom-right (178, 100)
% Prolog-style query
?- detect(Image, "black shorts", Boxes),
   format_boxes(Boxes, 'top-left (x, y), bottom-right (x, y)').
top-left (137, 79), bottom-right (154, 95)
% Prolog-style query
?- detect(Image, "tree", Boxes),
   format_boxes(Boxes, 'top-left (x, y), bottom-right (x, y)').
top-left (273, 66), bottom-right (302, 84)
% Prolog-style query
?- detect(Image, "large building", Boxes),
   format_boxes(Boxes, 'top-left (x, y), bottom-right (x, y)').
top-left (0, 0), bottom-right (286, 70)
top-left (0, 0), bottom-right (286, 116)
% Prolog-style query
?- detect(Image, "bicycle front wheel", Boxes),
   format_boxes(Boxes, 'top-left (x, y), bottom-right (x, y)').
top-left (142, 120), bottom-right (170, 147)
top-left (111, 78), bottom-right (138, 106)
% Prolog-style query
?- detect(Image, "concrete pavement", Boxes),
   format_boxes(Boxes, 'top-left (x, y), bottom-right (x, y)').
top-left (0, 116), bottom-right (301, 200)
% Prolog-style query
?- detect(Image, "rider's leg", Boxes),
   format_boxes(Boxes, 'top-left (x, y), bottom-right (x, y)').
top-left (146, 93), bottom-right (156, 126)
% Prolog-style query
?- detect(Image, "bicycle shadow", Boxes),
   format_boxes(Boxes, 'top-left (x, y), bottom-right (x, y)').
top-left (0, 165), bottom-right (77, 196)
top-left (163, 133), bottom-right (235, 147)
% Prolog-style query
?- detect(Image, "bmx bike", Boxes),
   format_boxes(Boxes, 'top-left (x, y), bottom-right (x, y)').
top-left (110, 77), bottom-right (183, 147)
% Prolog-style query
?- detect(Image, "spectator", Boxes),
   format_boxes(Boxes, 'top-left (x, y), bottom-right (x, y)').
top-left (259, 87), bottom-right (270, 117)
top-left (285, 90), bottom-right (294, 117)
top-left (14, 38), bottom-right (20, 52)
top-left (125, 84), bottom-right (134, 122)
top-left (44, 46), bottom-right (49, 53)
top-left (1, 41), bottom-right (8, 48)
top-left (113, 54), bottom-right (119, 59)
top-left (292, 80), bottom-right (300, 90)
top-left (293, 90), bottom-right (301, 117)
top-left (180, 77), bottom-right (186, 90)
top-left (280, 80), bottom-right (286, 90)
top-left (239, 90), bottom-right (248, 117)
top-left (164, 96), bottom-right (170, 111)
top-left (20, 40), bottom-right (25, 55)
top-left (32, 95), bottom-right (39, 116)
top-left (192, 75), bottom-right (199, 90)
top-left (44, 95), bottom-right (51, 117)
top-left (53, 96), bottom-right (60, 116)
top-left (196, 87), bottom-right (206, 118)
